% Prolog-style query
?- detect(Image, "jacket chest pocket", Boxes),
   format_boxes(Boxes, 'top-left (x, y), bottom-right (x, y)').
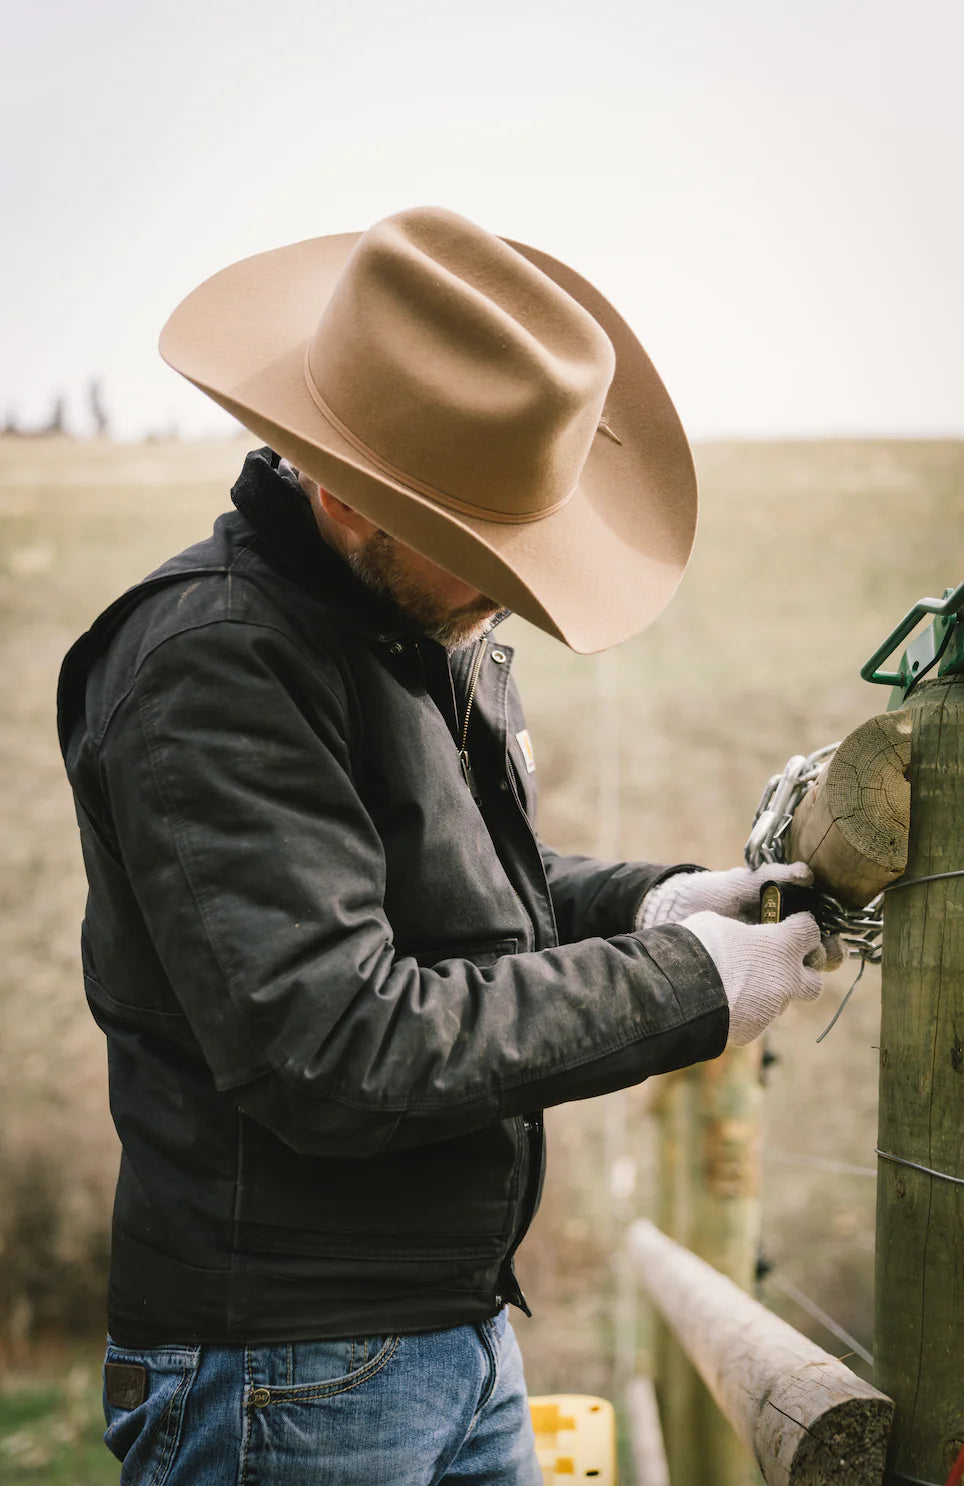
top-left (379, 798), bottom-right (532, 954)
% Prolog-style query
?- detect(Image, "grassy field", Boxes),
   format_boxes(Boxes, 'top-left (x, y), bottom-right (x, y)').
top-left (1, 433), bottom-right (961, 1473)
top-left (0, 1347), bottom-right (115, 1485)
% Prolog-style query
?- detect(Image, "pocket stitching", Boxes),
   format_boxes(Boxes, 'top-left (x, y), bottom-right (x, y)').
top-left (248, 1335), bottom-right (401, 1404)
top-left (144, 1372), bottom-right (189, 1486)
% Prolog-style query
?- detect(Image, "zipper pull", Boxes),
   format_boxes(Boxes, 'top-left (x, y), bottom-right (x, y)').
top-left (499, 1259), bottom-right (532, 1317)
top-left (459, 748), bottom-right (482, 805)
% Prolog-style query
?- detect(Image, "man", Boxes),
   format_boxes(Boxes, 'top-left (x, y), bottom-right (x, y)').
top-left (58, 206), bottom-right (828, 1484)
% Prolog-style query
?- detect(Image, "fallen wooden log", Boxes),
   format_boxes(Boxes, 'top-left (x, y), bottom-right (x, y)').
top-left (627, 1219), bottom-right (894, 1485)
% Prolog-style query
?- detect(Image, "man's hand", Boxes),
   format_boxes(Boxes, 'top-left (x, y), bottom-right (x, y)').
top-left (638, 861), bottom-right (814, 928)
top-left (680, 909), bottom-right (826, 1045)
top-left (638, 862), bottom-right (845, 971)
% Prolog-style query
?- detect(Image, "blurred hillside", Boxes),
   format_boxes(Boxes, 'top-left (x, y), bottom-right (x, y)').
top-left (0, 435), bottom-right (961, 1421)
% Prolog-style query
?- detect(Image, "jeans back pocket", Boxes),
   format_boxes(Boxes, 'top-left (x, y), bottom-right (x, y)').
top-left (103, 1339), bottom-right (200, 1482)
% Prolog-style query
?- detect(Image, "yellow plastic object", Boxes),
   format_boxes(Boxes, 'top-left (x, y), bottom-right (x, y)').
top-left (528, 1394), bottom-right (617, 1483)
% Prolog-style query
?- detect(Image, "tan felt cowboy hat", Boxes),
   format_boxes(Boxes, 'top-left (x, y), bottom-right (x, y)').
top-left (160, 206), bottom-right (697, 653)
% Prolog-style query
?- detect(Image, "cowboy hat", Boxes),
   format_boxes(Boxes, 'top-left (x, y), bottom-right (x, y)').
top-left (159, 206), bottom-right (697, 653)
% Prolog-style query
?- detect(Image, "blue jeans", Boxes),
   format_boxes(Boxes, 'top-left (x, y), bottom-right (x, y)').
top-left (102, 1309), bottom-right (542, 1484)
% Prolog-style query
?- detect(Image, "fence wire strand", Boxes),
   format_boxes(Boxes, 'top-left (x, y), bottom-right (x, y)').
top-left (766, 1271), bottom-right (874, 1367)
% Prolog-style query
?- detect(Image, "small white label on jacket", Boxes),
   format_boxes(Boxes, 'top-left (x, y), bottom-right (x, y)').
top-left (515, 730), bottom-right (536, 774)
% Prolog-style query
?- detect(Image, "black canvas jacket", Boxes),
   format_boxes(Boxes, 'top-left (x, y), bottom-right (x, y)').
top-left (57, 448), bottom-right (728, 1346)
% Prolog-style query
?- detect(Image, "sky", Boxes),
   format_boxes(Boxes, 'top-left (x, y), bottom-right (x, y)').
top-left (2, 0), bottom-right (962, 441)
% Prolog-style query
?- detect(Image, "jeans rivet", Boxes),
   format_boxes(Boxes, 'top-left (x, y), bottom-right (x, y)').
top-left (251, 1387), bottom-right (271, 1407)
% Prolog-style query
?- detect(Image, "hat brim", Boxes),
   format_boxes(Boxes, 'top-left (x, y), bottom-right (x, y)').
top-left (160, 229), bottom-right (696, 653)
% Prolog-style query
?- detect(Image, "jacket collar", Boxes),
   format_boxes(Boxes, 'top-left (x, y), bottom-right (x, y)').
top-left (230, 446), bottom-right (510, 653)
top-left (230, 446), bottom-right (419, 644)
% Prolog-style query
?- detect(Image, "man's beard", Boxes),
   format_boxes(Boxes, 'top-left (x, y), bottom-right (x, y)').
top-left (348, 531), bottom-right (502, 651)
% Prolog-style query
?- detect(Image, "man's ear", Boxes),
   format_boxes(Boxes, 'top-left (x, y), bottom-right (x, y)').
top-left (316, 486), bottom-right (378, 540)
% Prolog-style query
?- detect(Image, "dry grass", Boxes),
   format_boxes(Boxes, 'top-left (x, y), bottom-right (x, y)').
top-left (1, 434), bottom-right (961, 1418)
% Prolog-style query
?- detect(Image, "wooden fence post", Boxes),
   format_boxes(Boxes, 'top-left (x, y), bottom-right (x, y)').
top-left (874, 674), bottom-right (964, 1482)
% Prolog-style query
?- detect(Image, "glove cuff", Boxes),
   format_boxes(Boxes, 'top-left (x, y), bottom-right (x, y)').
top-left (636, 868), bottom-right (706, 931)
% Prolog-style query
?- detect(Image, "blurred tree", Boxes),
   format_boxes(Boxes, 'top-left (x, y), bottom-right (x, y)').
top-left (43, 394), bottom-right (67, 436)
top-left (88, 379), bottom-right (110, 438)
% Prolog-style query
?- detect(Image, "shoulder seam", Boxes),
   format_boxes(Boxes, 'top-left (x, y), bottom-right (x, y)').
top-left (97, 614), bottom-right (348, 749)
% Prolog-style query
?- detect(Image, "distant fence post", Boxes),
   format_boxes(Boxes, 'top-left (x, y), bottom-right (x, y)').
top-left (652, 1051), bottom-right (762, 1484)
top-left (874, 674), bottom-right (964, 1482)
top-left (653, 1068), bottom-right (699, 1483)
top-left (691, 1046), bottom-right (764, 1485)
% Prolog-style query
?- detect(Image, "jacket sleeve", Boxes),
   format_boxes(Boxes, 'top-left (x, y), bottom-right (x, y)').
top-left (99, 618), bottom-right (727, 1159)
top-left (539, 845), bottom-right (704, 943)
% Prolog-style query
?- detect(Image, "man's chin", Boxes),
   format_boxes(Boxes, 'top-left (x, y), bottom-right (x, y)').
top-left (425, 608), bottom-right (502, 652)
top-left (347, 534), bottom-right (502, 651)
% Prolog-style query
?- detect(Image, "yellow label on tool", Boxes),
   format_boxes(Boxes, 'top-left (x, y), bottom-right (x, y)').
top-left (760, 883), bottom-right (783, 924)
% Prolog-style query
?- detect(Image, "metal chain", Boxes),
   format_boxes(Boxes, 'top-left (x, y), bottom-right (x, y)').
top-left (743, 743), bottom-right (884, 965)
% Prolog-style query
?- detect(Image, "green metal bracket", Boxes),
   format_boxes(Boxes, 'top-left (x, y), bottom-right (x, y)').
top-left (861, 581), bottom-right (964, 710)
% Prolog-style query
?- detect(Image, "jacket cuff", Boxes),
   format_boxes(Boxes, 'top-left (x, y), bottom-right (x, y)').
top-left (641, 921), bottom-right (730, 1031)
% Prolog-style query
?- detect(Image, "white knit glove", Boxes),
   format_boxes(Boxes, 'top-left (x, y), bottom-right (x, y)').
top-left (681, 909), bottom-right (826, 1046)
top-left (637, 861), bottom-right (814, 930)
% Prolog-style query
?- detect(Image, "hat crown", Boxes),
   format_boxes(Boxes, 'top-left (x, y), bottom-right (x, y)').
top-left (304, 207), bottom-right (616, 523)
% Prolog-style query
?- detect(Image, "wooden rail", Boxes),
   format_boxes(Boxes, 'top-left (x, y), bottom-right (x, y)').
top-left (627, 1220), bottom-right (894, 1485)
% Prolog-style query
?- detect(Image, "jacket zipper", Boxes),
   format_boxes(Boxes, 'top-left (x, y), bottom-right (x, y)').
top-left (502, 728), bottom-right (559, 950)
top-left (497, 1113), bottom-right (543, 1315)
top-left (457, 638), bottom-right (487, 804)
top-left (459, 640), bottom-right (537, 945)
top-left (453, 639), bottom-right (541, 1316)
